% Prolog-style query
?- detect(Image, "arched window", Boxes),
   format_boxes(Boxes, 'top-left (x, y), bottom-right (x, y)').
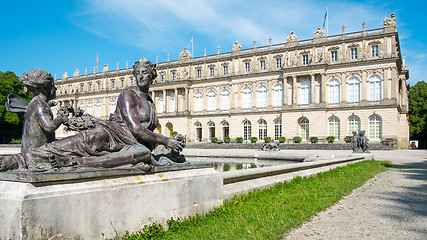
top-left (258, 119), bottom-right (267, 140)
top-left (300, 118), bottom-right (309, 141)
top-left (328, 79), bottom-right (340, 104)
top-left (369, 75), bottom-right (382, 102)
top-left (273, 84), bottom-right (283, 107)
top-left (328, 117), bottom-right (340, 140)
top-left (208, 90), bottom-right (216, 111)
top-left (96, 101), bottom-right (102, 118)
top-left (348, 77), bottom-right (360, 103)
top-left (258, 85), bottom-right (267, 108)
top-left (222, 121), bottom-right (229, 138)
top-left (87, 102), bottom-right (93, 115)
top-left (169, 93), bottom-right (175, 112)
top-left (79, 102), bottom-right (85, 113)
top-left (195, 91), bottom-right (203, 112)
top-left (195, 122), bottom-right (202, 142)
top-left (158, 94), bottom-right (164, 113)
top-left (109, 99), bottom-right (116, 115)
top-left (221, 89), bottom-right (230, 111)
top-left (348, 116), bottom-right (361, 135)
top-left (165, 122), bottom-right (173, 137)
top-left (300, 81), bottom-right (311, 105)
top-left (243, 120), bottom-right (252, 140)
top-left (208, 122), bottom-right (215, 139)
top-left (274, 119), bottom-right (282, 139)
top-left (369, 115), bottom-right (382, 140)
top-left (242, 87), bottom-right (252, 109)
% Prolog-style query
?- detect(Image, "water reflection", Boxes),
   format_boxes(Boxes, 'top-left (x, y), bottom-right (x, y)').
top-left (214, 162), bottom-right (265, 172)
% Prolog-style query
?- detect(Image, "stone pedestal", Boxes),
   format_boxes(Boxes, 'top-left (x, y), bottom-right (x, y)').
top-left (0, 168), bottom-right (223, 240)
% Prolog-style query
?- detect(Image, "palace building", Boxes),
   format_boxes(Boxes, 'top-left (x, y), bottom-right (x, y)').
top-left (54, 14), bottom-right (409, 148)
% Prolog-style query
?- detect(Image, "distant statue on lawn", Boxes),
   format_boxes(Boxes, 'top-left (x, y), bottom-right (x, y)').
top-left (1, 58), bottom-right (186, 172)
top-left (351, 130), bottom-right (369, 153)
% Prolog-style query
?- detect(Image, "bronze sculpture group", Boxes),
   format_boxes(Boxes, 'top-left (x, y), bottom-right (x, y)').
top-left (0, 58), bottom-right (186, 172)
top-left (351, 130), bottom-right (369, 153)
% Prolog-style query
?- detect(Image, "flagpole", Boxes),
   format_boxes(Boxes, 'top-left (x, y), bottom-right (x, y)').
top-left (96, 53), bottom-right (99, 73)
top-left (192, 37), bottom-right (194, 58)
top-left (326, 7), bottom-right (329, 36)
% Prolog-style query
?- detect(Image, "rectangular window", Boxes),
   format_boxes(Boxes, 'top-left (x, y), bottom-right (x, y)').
top-left (331, 51), bottom-right (338, 62)
top-left (97, 82), bottom-right (101, 90)
top-left (223, 65), bottom-right (228, 75)
top-left (172, 72), bottom-right (176, 81)
top-left (111, 80), bottom-right (115, 89)
top-left (302, 54), bottom-right (309, 65)
top-left (245, 62), bottom-right (250, 72)
top-left (350, 48), bottom-right (358, 59)
top-left (121, 79), bottom-right (124, 88)
top-left (209, 67), bottom-right (214, 77)
top-left (371, 45), bottom-right (379, 57)
top-left (161, 74), bottom-right (164, 81)
top-left (276, 58), bottom-right (282, 69)
top-left (80, 85), bottom-right (84, 93)
top-left (88, 83), bottom-right (92, 92)
top-left (196, 69), bottom-right (201, 78)
top-left (260, 60), bottom-right (266, 71)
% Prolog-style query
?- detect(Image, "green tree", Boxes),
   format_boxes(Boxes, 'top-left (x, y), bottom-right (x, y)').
top-left (408, 81), bottom-right (427, 148)
top-left (0, 71), bottom-right (32, 143)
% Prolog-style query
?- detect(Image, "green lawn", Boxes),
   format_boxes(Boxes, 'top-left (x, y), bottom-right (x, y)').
top-left (109, 160), bottom-right (390, 240)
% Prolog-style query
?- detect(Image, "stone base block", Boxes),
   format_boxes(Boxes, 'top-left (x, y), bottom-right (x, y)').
top-left (0, 168), bottom-right (223, 240)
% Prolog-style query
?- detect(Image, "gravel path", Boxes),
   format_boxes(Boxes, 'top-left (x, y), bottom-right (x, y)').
top-left (285, 151), bottom-right (427, 240)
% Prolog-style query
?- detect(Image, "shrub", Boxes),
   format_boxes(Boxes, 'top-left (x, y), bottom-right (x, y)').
top-left (236, 137), bottom-right (243, 143)
top-left (223, 136), bottom-right (231, 143)
top-left (210, 137), bottom-right (218, 143)
top-left (326, 136), bottom-right (336, 143)
top-left (278, 137), bottom-right (286, 143)
top-left (309, 136), bottom-right (318, 143)
top-left (293, 136), bottom-right (302, 143)
top-left (171, 131), bottom-right (178, 137)
top-left (344, 136), bottom-right (352, 143)
top-left (250, 137), bottom-right (258, 143)
top-left (9, 138), bottom-right (22, 144)
top-left (264, 137), bottom-right (271, 143)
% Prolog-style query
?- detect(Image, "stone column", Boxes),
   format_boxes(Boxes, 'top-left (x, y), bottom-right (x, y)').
top-left (282, 76), bottom-right (288, 105)
top-left (162, 89), bottom-right (167, 113)
top-left (385, 68), bottom-right (392, 99)
top-left (292, 76), bottom-right (297, 105)
top-left (401, 77), bottom-right (408, 107)
top-left (361, 70), bottom-right (368, 102)
top-left (341, 73), bottom-right (348, 103)
top-left (391, 67), bottom-right (397, 100)
top-left (231, 83), bottom-right (237, 110)
top-left (267, 81), bottom-right (273, 108)
top-left (184, 87), bottom-right (189, 113)
top-left (174, 88), bottom-right (178, 113)
top-left (310, 74), bottom-right (315, 104)
top-left (320, 74), bottom-right (326, 103)
top-left (252, 82), bottom-right (257, 109)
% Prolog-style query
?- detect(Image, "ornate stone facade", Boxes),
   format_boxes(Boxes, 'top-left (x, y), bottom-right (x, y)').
top-left (54, 16), bottom-right (410, 148)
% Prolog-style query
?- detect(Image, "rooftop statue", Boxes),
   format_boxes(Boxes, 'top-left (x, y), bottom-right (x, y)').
top-left (383, 13), bottom-right (396, 28)
top-left (232, 40), bottom-right (242, 52)
top-left (313, 26), bottom-right (326, 39)
top-left (286, 31), bottom-right (298, 43)
top-left (1, 58), bottom-right (186, 172)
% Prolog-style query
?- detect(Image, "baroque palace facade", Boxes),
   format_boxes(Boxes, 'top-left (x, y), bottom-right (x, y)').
top-left (54, 14), bottom-right (409, 148)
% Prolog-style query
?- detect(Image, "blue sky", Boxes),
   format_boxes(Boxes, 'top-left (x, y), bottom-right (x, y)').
top-left (0, 0), bottom-right (425, 86)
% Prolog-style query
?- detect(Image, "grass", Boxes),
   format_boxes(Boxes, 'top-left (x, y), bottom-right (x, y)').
top-left (109, 160), bottom-right (390, 240)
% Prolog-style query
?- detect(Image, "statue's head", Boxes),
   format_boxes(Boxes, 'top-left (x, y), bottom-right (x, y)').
top-left (19, 69), bottom-right (56, 100)
top-left (133, 57), bottom-right (157, 80)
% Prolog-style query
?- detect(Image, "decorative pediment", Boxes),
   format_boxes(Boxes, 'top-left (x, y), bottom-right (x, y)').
top-left (179, 48), bottom-right (191, 59)
top-left (232, 40), bottom-right (242, 52)
top-left (286, 31), bottom-right (298, 43)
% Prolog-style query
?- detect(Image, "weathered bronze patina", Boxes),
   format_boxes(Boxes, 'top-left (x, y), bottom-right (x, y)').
top-left (1, 58), bottom-right (187, 173)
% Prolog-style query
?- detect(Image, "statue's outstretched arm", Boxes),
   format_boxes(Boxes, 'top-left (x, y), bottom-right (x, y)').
top-left (118, 92), bottom-right (183, 152)
top-left (36, 110), bottom-right (67, 133)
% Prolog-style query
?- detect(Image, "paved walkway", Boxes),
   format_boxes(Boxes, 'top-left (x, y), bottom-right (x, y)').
top-left (285, 150), bottom-right (427, 240)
